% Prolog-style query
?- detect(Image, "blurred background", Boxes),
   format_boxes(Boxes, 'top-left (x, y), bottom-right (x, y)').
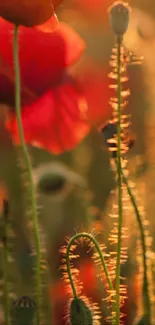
top-left (1, 0), bottom-right (155, 324)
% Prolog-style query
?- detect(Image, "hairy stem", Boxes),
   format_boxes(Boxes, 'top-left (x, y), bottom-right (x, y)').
top-left (115, 36), bottom-right (123, 325)
top-left (13, 24), bottom-right (41, 325)
top-left (122, 170), bottom-right (151, 324)
top-left (2, 200), bottom-right (9, 325)
top-left (66, 232), bottom-right (115, 324)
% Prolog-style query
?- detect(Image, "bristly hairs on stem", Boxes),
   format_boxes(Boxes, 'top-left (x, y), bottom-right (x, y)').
top-left (2, 200), bottom-right (9, 325)
top-left (99, 2), bottom-right (152, 323)
top-left (0, 198), bottom-right (18, 325)
top-left (60, 232), bottom-right (115, 324)
top-left (115, 34), bottom-right (124, 325)
top-left (9, 148), bottom-right (51, 324)
top-left (13, 24), bottom-right (42, 325)
top-left (108, 2), bottom-right (131, 323)
top-left (122, 171), bottom-right (153, 324)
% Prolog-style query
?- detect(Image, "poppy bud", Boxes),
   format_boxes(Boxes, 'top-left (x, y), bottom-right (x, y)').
top-left (108, 1), bottom-right (131, 36)
top-left (70, 298), bottom-right (93, 325)
top-left (11, 296), bottom-right (36, 325)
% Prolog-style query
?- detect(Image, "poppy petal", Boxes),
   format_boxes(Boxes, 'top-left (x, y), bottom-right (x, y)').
top-left (6, 83), bottom-right (89, 154)
top-left (0, 19), bottom-right (85, 96)
top-left (0, 54), bottom-right (37, 106)
top-left (85, 76), bottom-right (113, 126)
top-left (73, 62), bottom-right (115, 126)
top-left (35, 15), bottom-right (58, 33)
top-left (0, 0), bottom-right (56, 27)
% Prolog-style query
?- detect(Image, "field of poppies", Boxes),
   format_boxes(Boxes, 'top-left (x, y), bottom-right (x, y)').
top-left (0, 1), bottom-right (155, 325)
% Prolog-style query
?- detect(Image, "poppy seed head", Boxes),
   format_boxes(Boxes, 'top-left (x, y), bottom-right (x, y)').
top-left (38, 173), bottom-right (66, 195)
top-left (11, 296), bottom-right (36, 325)
top-left (108, 1), bottom-right (131, 36)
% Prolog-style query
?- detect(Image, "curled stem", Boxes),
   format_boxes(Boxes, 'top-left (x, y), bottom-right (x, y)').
top-left (2, 200), bottom-right (9, 325)
top-left (115, 36), bottom-right (123, 325)
top-left (13, 25), bottom-right (41, 325)
top-left (122, 170), bottom-right (151, 324)
top-left (66, 232), bottom-right (115, 324)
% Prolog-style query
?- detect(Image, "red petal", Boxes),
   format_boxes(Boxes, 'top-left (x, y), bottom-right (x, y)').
top-left (78, 66), bottom-right (113, 126)
top-left (0, 54), bottom-right (37, 106)
top-left (79, 260), bottom-right (97, 294)
top-left (49, 281), bottom-right (68, 302)
top-left (0, 18), bottom-right (85, 97)
top-left (6, 83), bottom-right (89, 154)
top-left (86, 76), bottom-right (112, 126)
top-left (35, 15), bottom-right (58, 33)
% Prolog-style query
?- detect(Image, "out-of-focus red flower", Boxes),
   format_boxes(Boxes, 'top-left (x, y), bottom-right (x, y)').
top-left (74, 0), bottom-right (114, 23)
top-left (48, 280), bottom-right (69, 325)
top-left (0, 17), bottom-right (112, 154)
top-left (0, 0), bottom-right (60, 27)
top-left (0, 18), bottom-right (85, 104)
top-left (7, 84), bottom-right (89, 153)
top-left (79, 259), bottom-right (98, 295)
top-left (6, 68), bottom-right (112, 153)
top-left (78, 66), bottom-right (113, 126)
top-left (48, 259), bottom-right (98, 325)
top-left (0, 18), bottom-right (89, 154)
top-left (49, 280), bottom-right (69, 303)
top-left (49, 260), bottom-right (98, 303)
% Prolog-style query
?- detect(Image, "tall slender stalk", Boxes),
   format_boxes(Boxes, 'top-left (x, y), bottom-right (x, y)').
top-left (2, 200), bottom-right (9, 325)
top-left (66, 232), bottom-right (115, 325)
top-left (13, 24), bottom-right (41, 325)
top-left (122, 170), bottom-right (151, 324)
top-left (115, 36), bottom-right (123, 325)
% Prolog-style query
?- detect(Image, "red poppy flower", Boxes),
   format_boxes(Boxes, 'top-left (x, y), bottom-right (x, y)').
top-left (0, 18), bottom-right (85, 104)
top-left (6, 69), bottom-right (112, 153)
top-left (0, 17), bottom-right (88, 154)
top-left (0, 0), bottom-right (60, 27)
top-left (7, 84), bottom-right (89, 153)
top-left (0, 17), bottom-right (112, 154)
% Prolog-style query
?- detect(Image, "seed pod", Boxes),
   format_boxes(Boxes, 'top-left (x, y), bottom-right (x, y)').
top-left (70, 298), bottom-right (93, 325)
top-left (108, 1), bottom-right (131, 36)
top-left (11, 296), bottom-right (36, 325)
top-left (38, 173), bottom-right (66, 195)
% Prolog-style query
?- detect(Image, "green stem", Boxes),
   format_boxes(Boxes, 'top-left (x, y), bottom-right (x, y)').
top-left (13, 25), bottom-right (41, 325)
top-left (66, 232), bottom-right (115, 324)
top-left (2, 200), bottom-right (9, 325)
top-left (122, 170), bottom-right (151, 324)
top-left (115, 37), bottom-right (123, 325)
